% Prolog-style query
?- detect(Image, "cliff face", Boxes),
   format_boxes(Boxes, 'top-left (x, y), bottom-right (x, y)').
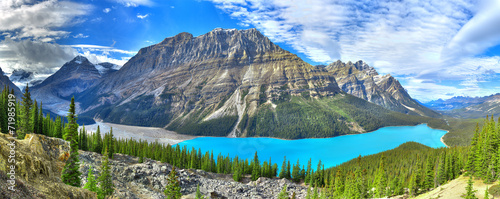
top-left (78, 28), bottom-right (341, 132)
top-left (0, 133), bottom-right (95, 198)
top-left (326, 60), bottom-right (440, 118)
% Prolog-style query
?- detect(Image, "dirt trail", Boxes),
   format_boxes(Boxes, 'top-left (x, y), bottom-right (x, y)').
top-left (416, 175), bottom-right (496, 199)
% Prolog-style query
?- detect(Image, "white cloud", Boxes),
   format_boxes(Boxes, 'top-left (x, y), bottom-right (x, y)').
top-left (69, 44), bottom-right (136, 66)
top-left (103, 8), bottom-right (111, 13)
top-left (69, 44), bottom-right (137, 55)
top-left (73, 33), bottom-right (89, 38)
top-left (0, 39), bottom-right (135, 81)
top-left (112, 0), bottom-right (154, 7)
top-left (0, 37), bottom-right (78, 74)
top-left (441, 0), bottom-right (500, 62)
top-left (137, 13), bottom-right (149, 19)
top-left (209, 0), bottom-right (500, 100)
top-left (0, 0), bottom-right (92, 41)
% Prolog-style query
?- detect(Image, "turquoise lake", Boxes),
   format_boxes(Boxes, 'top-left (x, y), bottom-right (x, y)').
top-left (177, 124), bottom-right (447, 169)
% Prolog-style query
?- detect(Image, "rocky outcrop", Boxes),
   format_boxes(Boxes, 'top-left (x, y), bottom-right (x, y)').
top-left (79, 151), bottom-right (308, 199)
top-left (326, 60), bottom-right (440, 118)
top-left (0, 133), bottom-right (96, 199)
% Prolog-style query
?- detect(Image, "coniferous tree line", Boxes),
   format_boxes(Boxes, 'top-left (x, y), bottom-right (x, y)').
top-left (0, 86), bottom-right (66, 140)
top-left (3, 85), bottom-right (500, 198)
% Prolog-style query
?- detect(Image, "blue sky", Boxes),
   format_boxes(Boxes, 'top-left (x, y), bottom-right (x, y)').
top-left (1, 0), bottom-right (500, 102)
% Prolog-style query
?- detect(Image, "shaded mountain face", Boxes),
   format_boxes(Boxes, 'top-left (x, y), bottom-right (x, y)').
top-left (430, 94), bottom-right (500, 118)
top-left (31, 56), bottom-right (117, 116)
top-left (0, 67), bottom-right (23, 98)
top-left (326, 60), bottom-right (440, 118)
top-left (78, 28), bottom-right (341, 134)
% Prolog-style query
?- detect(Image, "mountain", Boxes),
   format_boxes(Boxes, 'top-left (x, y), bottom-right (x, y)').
top-left (422, 95), bottom-right (494, 111)
top-left (0, 67), bottom-right (23, 98)
top-left (31, 56), bottom-right (117, 116)
top-left (433, 94), bottom-right (500, 119)
top-left (95, 62), bottom-right (119, 76)
top-left (74, 28), bottom-right (446, 139)
top-left (325, 60), bottom-right (440, 118)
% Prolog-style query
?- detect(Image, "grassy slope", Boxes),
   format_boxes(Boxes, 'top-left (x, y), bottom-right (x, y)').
top-left (416, 175), bottom-right (498, 199)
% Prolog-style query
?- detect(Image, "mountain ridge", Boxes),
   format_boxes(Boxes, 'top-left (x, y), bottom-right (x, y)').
top-left (325, 60), bottom-right (440, 118)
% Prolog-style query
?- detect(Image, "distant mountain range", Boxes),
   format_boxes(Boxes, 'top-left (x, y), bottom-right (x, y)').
top-left (0, 67), bottom-right (23, 98)
top-left (424, 94), bottom-right (500, 118)
top-left (22, 28), bottom-right (446, 138)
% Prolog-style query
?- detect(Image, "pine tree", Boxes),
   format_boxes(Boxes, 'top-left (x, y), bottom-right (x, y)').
top-left (195, 184), bottom-right (205, 199)
top-left (408, 172), bottom-right (418, 196)
top-left (374, 154), bottom-right (387, 197)
top-left (251, 152), bottom-right (260, 181)
top-left (277, 184), bottom-right (289, 199)
top-left (32, 100), bottom-right (38, 134)
top-left (98, 149), bottom-right (114, 198)
top-left (292, 159), bottom-right (301, 182)
top-left (38, 102), bottom-right (44, 135)
top-left (54, 116), bottom-right (62, 138)
top-left (423, 157), bottom-right (435, 190)
top-left (94, 126), bottom-right (103, 154)
top-left (305, 158), bottom-right (312, 185)
top-left (334, 168), bottom-right (344, 196)
top-left (286, 160), bottom-right (291, 179)
top-left (437, 151), bottom-right (447, 186)
top-left (63, 97), bottom-right (79, 142)
top-left (61, 97), bottom-right (81, 187)
top-left (279, 156), bottom-right (287, 179)
top-left (19, 83), bottom-right (32, 139)
top-left (83, 165), bottom-right (98, 193)
top-left (233, 165), bottom-right (242, 182)
top-left (463, 175), bottom-right (477, 199)
top-left (466, 123), bottom-right (481, 173)
top-left (164, 167), bottom-right (182, 199)
top-left (312, 184), bottom-right (319, 199)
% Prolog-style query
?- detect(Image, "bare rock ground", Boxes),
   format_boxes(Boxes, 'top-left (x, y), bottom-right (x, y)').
top-left (79, 122), bottom-right (197, 145)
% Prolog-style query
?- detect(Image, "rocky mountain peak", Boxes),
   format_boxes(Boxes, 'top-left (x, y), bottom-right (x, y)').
top-left (327, 60), bottom-right (440, 118)
top-left (159, 32), bottom-right (193, 46)
top-left (10, 69), bottom-right (35, 82)
top-left (70, 55), bottom-right (91, 65)
top-left (326, 60), bottom-right (378, 76)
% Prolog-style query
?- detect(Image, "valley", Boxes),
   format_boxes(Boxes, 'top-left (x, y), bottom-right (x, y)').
top-left (0, 27), bottom-right (498, 199)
